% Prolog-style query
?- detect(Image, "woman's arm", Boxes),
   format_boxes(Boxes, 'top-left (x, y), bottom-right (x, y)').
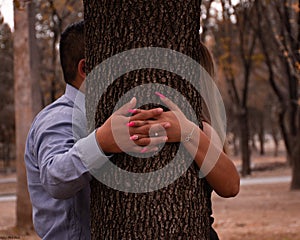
top-left (183, 120), bottom-right (240, 198)
top-left (127, 93), bottom-right (240, 198)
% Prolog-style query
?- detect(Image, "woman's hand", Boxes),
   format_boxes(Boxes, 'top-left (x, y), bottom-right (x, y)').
top-left (134, 92), bottom-right (240, 198)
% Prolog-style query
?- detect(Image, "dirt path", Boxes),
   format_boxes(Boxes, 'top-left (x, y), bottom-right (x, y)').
top-left (213, 182), bottom-right (300, 240)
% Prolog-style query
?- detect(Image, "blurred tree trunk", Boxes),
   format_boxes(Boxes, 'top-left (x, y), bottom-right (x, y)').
top-left (254, 0), bottom-right (300, 189)
top-left (13, 0), bottom-right (42, 230)
top-left (271, 127), bottom-right (279, 157)
top-left (200, 0), bottom-right (214, 42)
top-left (49, 0), bottom-right (62, 102)
top-left (238, 111), bottom-right (251, 175)
top-left (237, 4), bottom-right (257, 176)
top-left (84, 1), bottom-right (213, 239)
top-left (214, 0), bottom-right (257, 176)
top-left (258, 113), bottom-right (265, 156)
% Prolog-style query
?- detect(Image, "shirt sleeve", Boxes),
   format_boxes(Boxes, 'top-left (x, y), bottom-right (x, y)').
top-left (76, 130), bottom-right (109, 171)
top-left (35, 108), bottom-right (108, 199)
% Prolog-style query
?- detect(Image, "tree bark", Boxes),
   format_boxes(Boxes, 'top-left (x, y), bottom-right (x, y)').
top-left (84, 1), bottom-right (212, 239)
top-left (13, 1), bottom-right (42, 230)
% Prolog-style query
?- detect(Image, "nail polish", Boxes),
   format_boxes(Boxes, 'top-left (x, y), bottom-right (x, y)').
top-left (155, 92), bottom-right (166, 99)
top-left (128, 109), bottom-right (137, 114)
top-left (126, 122), bottom-right (135, 127)
top-left (130, 135), bottom-right (139, 141)
top-left (140, 147), bottom-right (148, 153)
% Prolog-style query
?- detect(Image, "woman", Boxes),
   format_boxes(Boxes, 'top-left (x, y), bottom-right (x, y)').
top-left (92, 41), bottom-right (240, 239)
top-left (127, 42), bottom-right (240, 239)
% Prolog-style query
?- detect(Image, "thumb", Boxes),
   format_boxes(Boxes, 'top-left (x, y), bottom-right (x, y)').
top-left (116, 97), bottom-right (137, 115)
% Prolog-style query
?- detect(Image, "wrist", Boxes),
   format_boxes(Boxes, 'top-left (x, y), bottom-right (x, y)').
top-left (181, 121), bottom-right (198, 143)
top-left (96, 126), bottom-right (112, 154)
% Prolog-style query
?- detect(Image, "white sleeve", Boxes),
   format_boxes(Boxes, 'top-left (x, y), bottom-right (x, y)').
top-left (76, 130), bottom-right (110, 171)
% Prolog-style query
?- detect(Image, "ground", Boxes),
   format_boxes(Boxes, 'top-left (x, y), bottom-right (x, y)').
top-left (0, 151), bottom-right (300, 240)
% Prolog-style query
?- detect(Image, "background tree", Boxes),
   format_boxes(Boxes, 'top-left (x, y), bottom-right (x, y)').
top-left (212, 0), bottom-right (258, 176)
top-left (35, 0), bottom-right (83, 105)
top-left (0, 12), bottom-right (14, 171)
top-left (200, 0), bottom-right (215, 42)
top-left (13, 0), bottom-right (42, 230)
top-left (254, 0), bottom-right (300, 189)
top-left (84, 0), bottom-right (215, 239)
top-left (247, 63), bottom-right (280, 157)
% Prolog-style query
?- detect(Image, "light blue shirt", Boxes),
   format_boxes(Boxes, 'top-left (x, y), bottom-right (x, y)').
top-left (25, 84), bottom-right (108, 239)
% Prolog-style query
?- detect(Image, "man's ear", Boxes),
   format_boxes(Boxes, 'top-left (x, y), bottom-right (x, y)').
top-left (78, 59), bottom-right (86, 79)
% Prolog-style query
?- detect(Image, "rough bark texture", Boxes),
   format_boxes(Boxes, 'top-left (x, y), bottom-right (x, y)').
top-left (84, 1), bottom-right (211, 239)
top-left (13, 1), bottom-right (42, 229)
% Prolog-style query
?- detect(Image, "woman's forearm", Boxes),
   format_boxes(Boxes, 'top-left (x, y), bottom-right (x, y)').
top-left (183, 122), bottom-right (240, 198)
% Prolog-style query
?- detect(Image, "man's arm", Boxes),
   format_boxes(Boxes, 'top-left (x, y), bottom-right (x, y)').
top-left (35, 98), bottom-right (168, 199)
top-left (35, 112), bottom-right (99, 199)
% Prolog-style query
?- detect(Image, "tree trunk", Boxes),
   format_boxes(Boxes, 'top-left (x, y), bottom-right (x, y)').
top-left (84, 1), bottom-right (212, 239)
top-left (233, 133), bottom-right (239, 156)
top-left (290, 137), bottom-right (300, 189)
top-left (13, 1), bottom-right (42, 230)
top-left (278, 107), bottom-right (293, 165)
top-left (238, 110), bottom-right (251, 176)
top-left (271, 127), bottom-right (279, 157)
top-left (258, 114), bottom-right (265, 156)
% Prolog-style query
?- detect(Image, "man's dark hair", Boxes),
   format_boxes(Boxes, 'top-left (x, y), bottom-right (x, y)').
top-left (59, 20), bottom-right (85, 84)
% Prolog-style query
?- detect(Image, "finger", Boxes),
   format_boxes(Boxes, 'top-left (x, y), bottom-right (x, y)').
top-left (129, 129), bottom-right (167, 140)
top-left (134, 136), bottom-right (168, 147)
top-left (127, 120), bottom-right (148, 128)
top-left (130, 108), bottom-right (164, 121)
top-left (128, 108), bottom-right (141, 115)
top-left (130, 123), bottom-right (169, 137)
top-left (115, 97), bottom-right (137, 115)
top-left (129, 134), bottom-right (148, 141)
top-left (155, 92), bottom-right (181, 112)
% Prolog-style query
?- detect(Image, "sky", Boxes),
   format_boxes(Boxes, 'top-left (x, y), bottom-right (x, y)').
top-left (0, 0), bottom-right (14, 29)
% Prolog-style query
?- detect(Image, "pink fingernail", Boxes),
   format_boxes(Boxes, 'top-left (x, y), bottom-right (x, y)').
top-left (155, 92), bottom-right (166, 99)
top-left (126, 122), bottom-right (135, 127)
top-left (140, 147), bottom-right (148, 153)
top-left (130, 135), bottom-right (139, 141)
top-left (128, 109), bottom-right (137, 114)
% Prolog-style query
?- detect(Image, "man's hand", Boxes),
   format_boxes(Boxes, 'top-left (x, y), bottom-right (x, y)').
top-left (96, 97), bottom-right (169, 154)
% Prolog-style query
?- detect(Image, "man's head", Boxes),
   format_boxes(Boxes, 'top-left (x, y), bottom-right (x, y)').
top-left (59, 20), bottom-right (85, 86)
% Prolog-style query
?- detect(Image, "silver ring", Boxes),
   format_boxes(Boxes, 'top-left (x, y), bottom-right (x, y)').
top-left (154, 132), bottom-right (159, 137)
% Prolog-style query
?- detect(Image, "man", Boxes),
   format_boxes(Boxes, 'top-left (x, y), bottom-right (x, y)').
top-left (24, 21), bottom-right (168, 239)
